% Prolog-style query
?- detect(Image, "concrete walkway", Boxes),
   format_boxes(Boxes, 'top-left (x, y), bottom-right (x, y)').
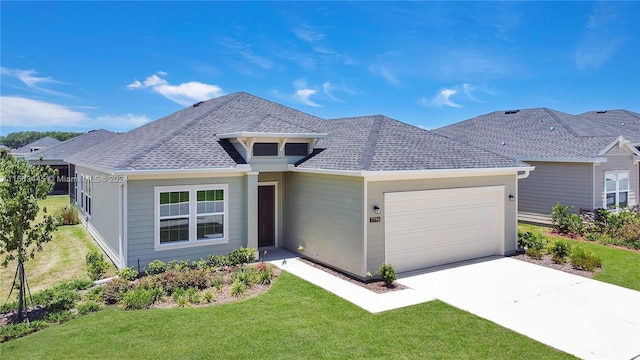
top-left (267, 250), bottom-right (640, 360)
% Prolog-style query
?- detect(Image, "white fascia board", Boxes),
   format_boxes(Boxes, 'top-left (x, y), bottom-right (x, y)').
top-left (113, 165), bottom-right (252, 179)
top-left (66, 161), bottom-right (114, 175)
top-left (515, 157), bottom-right (607, 163)
top-left (216, 132), bottom-right (327, 139)
top-left (287, 164), bottom-right (535, 181)
top-left (597, 136), bottom-right (640, 157)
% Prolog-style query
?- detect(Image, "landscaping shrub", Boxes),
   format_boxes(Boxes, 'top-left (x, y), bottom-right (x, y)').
top-left (77, 300), bottom-right (101, 315)
top-left (208, 254), bottom-right (229, 268)
top-left (570, 247), bottom-right (602, 272)
top-left (122, 287), bottom-right (163, 310)
top-left (82, 286), bottom-right (104, 303)
top-left (117, 266), bottom-right (139, 281)
top-left (548, 239), bottom-right (571, 264)
top-left (0, 321), bottom-right (49, 343)
top-left (594, 208), bottom-right (640, 249)
top-left (86, 250), bottom-right (109, 280)
top-left (167, 259), bottom-right (190, 272)
top-left (519, 231), bottom-right (547, 259)
top-left (44, 310), bottom-right (75, 324)
top-left (202, 291), bottom-right (216, 303)
top-left (231, 280), bottom-right (246, 297)
top-left (256, 263), bottom-right (273, 285)
top-left (46, 289), bottom-right (80, 312)
top-left (377, 263), bottom-right (397, 286)
top-left (227, 247), bottom-right (256, 266)
top-left (234, 268), bottom-right (257, 287)
top-left (550, 202), bottom-right (585, 235)
top-left (145, 259), bottom-right (167, 275)
top-left (102, 278), bottom-right (131, 304)
top-left (192, 259), bottom-right (209, 270)
top-left (57, 205), bottom-right (80, 225)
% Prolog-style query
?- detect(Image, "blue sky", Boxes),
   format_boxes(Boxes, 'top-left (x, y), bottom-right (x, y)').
top-left (1, 1), bottom-right (638, 136)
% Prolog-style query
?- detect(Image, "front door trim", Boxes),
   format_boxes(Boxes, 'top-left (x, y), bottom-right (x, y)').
top-left (258, 181), bottom-right (278, 247)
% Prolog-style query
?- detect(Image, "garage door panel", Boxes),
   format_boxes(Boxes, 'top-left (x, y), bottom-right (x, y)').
top-left (384, 186), bottom-right (504, 273)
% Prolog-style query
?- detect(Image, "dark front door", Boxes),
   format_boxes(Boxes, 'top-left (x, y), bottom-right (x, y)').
top-left (258, 185), bottom-right (275, 247)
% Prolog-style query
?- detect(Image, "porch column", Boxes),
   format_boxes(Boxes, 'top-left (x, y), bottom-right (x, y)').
top-left (247, 171), bottom-right (259, 250)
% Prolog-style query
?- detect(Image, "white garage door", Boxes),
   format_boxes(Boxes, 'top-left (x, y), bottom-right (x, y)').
top-left (385, 186), bottom-right (504, 273)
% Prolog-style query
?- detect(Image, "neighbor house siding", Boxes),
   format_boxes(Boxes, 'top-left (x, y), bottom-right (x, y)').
top-left (519, 162), bottom-right (593, 215)
top-left (126, 176), bottom-right (247, 269)
top-left (366, 174), bottom-right (518, 273)
top-left (595, 151), bottom-right (638, 209)
top-left (74, 166), bottom-right (121, 264)
top-left (282, 172), bottom-right (365, 277)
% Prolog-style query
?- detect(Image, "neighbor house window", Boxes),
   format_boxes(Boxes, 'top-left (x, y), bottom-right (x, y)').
top-left (73, 172), bottom-right (78, 203)
top-left (79, 174), bottom-right (85, 211)
top-left (84, 177), bottom-right (92, 216)
top-left (605, 171), bottom-right (629, 209)
top-left (284, 142), bottom-right (308, 156)
top-left (155, 184), bottom-right (228, 249)
top-left (253, 143), bottom-right (278, 156)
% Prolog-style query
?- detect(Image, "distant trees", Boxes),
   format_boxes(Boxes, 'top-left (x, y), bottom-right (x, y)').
top-left (0, 131), bottom-right (83, 149)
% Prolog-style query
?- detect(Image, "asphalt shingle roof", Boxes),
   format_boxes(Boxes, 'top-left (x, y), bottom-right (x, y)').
top-left (25, 130), bottom-right (117, 161)
top-left (68, 92), bottom-right (527, 172)
top-left (11, 136), bottom-right (61, 156)
top-left (434, 108), bottom-right (638, 160)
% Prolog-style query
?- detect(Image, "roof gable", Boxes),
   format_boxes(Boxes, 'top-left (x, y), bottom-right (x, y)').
top-left (12, 136), bottom-right (61, 155)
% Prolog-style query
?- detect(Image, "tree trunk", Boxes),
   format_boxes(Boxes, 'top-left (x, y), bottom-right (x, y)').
top-left (17, 261), bottom-right (26, 322)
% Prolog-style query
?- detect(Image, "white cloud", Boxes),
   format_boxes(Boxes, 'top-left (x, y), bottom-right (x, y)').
top-left (419, 88), bottom-right (461, 108)
top-left (0, 96), bottom-right (150, 131)
top-left (369, 64), bottom-right (399, 85)
top-left (127, 72), bottom-right (224, 106)
top-left (292, 78), bottom-right (321, 107)
top-left (293, 23), bottom-right (325, 42)
top-left (574, 3), bottom-right (627, 71)
top-left (0, 96), bottom-right (87, 127)
top-left (220, 38), bottom-right (275, 70)
top-left (94, 114), bottom-right (150, 128)
top-left (322, 82), bottom-right (343, 102)
top-left (0, 67), bottom-right (70, 97)
top-left (462, 83), bottom-right (483, 102)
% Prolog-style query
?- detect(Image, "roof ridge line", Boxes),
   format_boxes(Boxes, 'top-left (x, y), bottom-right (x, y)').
top-left (119, 93), bottom-right (243, 169)
top-left (359, 115), bottom-right (384, 170)
top-left (542, 108), bottom-right (581, 137)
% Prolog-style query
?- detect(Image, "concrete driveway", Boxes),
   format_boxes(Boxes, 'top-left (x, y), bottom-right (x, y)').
top-left (397, 257), bottom-right (640, 360)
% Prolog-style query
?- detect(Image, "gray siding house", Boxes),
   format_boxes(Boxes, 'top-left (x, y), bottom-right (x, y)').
top-left (25, 130), bottom-right (117, 195)
top-left (434, 109), bottom-right (640, 220)
top-left (67, 92), bottom-right (531, 277)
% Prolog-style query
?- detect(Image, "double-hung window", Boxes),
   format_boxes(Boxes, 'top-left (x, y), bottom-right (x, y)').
top-left (605, 171), bottom-right (629, 209)
top-left (85, 177), bottom-right (92, 216)
top-left (155, 184), bottom-right (228, 250)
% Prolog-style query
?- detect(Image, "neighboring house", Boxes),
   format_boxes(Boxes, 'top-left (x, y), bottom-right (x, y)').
top-left (10, 136), bottom-right (61, 158)
top-left (434, 108), bottom-right (640, 221)
top-left (66, 92), bottom-right (532, 277)
top-left (25, 130), bottom-right (117, 195)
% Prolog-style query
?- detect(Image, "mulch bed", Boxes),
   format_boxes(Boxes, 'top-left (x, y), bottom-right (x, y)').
top-left (297, 258), bottom-right (407, 294)
top-left (510, 253), bottom-right (599, 278)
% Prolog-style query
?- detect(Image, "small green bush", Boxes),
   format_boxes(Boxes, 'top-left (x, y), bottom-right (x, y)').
top-left (193, 259), bottom-right (209, 270)
top-left (227, 248), bottom-right (256, 266)
top-left (548, 239), bottom-right (571, 264)
top-left (202, 291), bottom-right (216, 303)
top-left (234, 268), bottom-right (256, 287)
top-left (44, 310), bottom-right (75, 324)
top-left (377, 263), bottom-right (397, 286)
top-left (231, 280), bottom-right (246, 297)
top-left (77, 300), bottom-right (101, 315)
top-left (83, 286), bottom-right (104, 303)
top-left (117, 266), bottom-right (139, 281)
top-left (86, 250), bottom-right (109, 280)
top-left (46, 289), bottom-right (80, 312)
top-left (145, 259), bottom-right (167, 275)
top-left (0, 321), bottom-right (49, 343)
top-left (167, 259), bottom-right (190, 272)
top-left (550, 203), bottom-right (585, 235)
top-left (57, 205), bottom-right (80, 225)
top-left (519, 231), bottom-right (547, 260)
top-left (256, 263), bottom-right (273, 285)
top-left (208, 255), bottom-right (229, 268)
top-left (570, 247), bottom-right (602, 272)
top-left (122, 287), bottom-right (163, 310)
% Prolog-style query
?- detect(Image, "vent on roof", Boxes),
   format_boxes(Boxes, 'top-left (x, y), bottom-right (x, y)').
top-left (504, 110), bottom-right (519, 114)
top-left (596, 110), bottom-right (607, 114)
top-left (192, 101), bottom-right (205, 108)
top-left (549, 126), bottom-right (555, 131)
top-left (501, 141), bottom-right (506, 146)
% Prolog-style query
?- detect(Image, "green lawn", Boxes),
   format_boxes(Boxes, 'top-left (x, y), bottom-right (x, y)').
top-left (0, 196), bottom-right (116, 301)
top-left (0, 272), bottom-right (573, 359)
top-left (518, 223), bottom-right (640, 291)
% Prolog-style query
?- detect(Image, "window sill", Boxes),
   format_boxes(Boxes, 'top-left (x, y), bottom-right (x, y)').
top-left (154, 238), bottom-right (228, 251)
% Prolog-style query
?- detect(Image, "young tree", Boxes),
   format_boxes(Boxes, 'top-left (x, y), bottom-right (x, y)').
top-left (0, 156), bottom-right (58, 321)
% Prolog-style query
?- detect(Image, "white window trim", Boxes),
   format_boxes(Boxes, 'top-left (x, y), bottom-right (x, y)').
top-left (604, 170), bottom-right (630, 210)
top-left (154, 184), bottom-right (229, 251)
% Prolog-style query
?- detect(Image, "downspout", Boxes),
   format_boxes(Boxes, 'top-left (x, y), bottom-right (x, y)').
top-left (517, 169), bottom-right (532, 179)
